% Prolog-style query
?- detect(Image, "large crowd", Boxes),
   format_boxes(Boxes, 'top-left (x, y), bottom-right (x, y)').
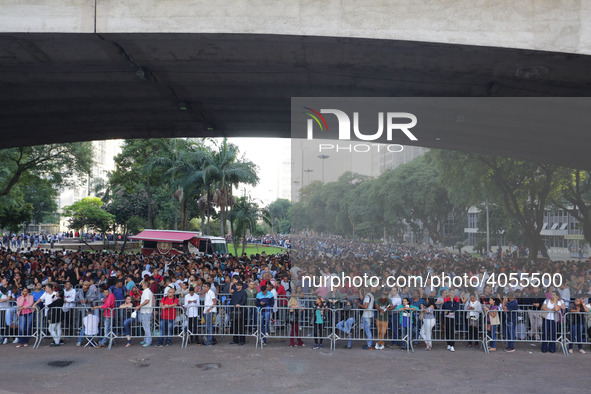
top-left (0, 234), bottom-right (590, 354)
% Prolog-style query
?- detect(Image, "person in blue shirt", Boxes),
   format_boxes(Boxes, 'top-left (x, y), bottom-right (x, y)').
top-left (395, 298), bottom-right (419, 350)
top-left (31, 282), bottom-right (45, 303)
top-left (109, 280), bottom-right (127, 334)
top-left (125, 276), bottom-right (136, 292)
top-left (410, 290), bottom-right (427, 344)
top-left (256, 283), bottom-right (275, 344)
top-left (502, 293), bottom-right (519, 352)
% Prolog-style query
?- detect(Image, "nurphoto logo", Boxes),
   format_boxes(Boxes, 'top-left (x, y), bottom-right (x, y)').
top-left (303, 107), bottom-right (418, 153)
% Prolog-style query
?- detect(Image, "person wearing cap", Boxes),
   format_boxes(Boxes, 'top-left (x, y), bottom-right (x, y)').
top-left (229, 281), bottom-right (247, 345)
top-left (502, 293), bottom-right (519, 353)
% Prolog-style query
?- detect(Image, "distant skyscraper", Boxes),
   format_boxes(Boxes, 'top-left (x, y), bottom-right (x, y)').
top-left (58, 140), bottom-right (123, 214)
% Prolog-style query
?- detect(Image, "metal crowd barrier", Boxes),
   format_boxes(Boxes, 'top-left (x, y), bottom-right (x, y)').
top-left (256, 306), bottom-right (334, 350)
top-left (563, 311), bottom-right (589, 355)
top-left (111, 305), bottom-right (186, 349)
top-left (6, 303), bottom-right (587, 355)
top-left (484, 309), bottom-right (567, 355)
top-left (35, 305), bottom-right (104, 349)
top-left (404, 308), bottom-right (487, 352)
top-left (186, 305), bottom-right (260, 349)
top-left (0, 305), bottom-right (38, 347)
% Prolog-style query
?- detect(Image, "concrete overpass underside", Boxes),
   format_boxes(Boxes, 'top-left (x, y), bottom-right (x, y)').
top-left (1, 33), bottom-right (591, 168)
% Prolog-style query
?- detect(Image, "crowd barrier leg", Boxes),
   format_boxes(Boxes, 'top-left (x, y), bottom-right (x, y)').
top-left (256, 308), bottom-right (263, 350)
top-left (328, 310), bottom-right (336, 351)
top-left (481, 313), bottom-right (489, 354)
top-left (560, 320), bottom-right (568, 356)
top-left (407, 316), bottom-right (413, 353)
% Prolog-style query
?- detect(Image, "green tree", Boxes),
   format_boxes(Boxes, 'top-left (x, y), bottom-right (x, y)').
top-left (63, 197), bottom-right (115, 241)
top-left (111, 139), bottom-right (168, 228)
top-left (228, 196), bottom-right (260, 256)
top-left (144, 138), bottom-right (202, 231)
top-left (105, 188), bottom-right (148, 251)
top-left (0, 142), bottom-right (92, 231)
top-left (265, 198), bottom-right (291, 234)
top-left (379, 154), bottom-right (467, 245)
top-left (204, 139), bottom-right (259, 236)
top-left (558, 170), bottom-right (591, 245)
top-left (0, 143), bottom-right (92, 197)
top-left (433, 150), bottom-right (568, 260)
top-left (0, 196), bottom-right (32, 234)
top-left (21, 175), bottom-right (58, 224)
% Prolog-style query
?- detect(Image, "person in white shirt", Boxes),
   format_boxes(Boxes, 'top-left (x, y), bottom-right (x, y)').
top-left (135, 281), bottom-right (154, 347)
top-left (388, 287), bottom-right (402, 347)
top-left (557, 284), bottom-right (571, 309)
top-left (184, 287), bottom-right (200, 345)
top-left (0, 286), bottom-right (15, 344)
top-left (465, 293), bottom-right (483, 348)
top-left (203, 283), bottom-right (217, 346)
top-left (355, 287), bottom-right (375, 350)
top-left (62, 281), bottom-right (77, 336)
top-left (541, 292), bottom-right (564, 353)
top-left (31, 283), bottom-right (57, 321)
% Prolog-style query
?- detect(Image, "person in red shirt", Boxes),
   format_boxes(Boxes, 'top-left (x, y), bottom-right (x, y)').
top-left (149, 277), bottom-right (159, 295)
top-left (157, 288), bottom-right (179, 347)
top-left (276, 282), bottom-right (287, 307)
top-left (93, 285), bottom-right (115, 348)
top-left (129, 286), bottom-right (142, 306)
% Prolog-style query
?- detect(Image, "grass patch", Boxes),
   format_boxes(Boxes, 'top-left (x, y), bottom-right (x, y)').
top-left (227, 243), bottom-right (286, 256)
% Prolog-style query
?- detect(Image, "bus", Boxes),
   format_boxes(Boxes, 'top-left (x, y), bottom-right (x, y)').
top-left (130, 229), bottom-right (227, 256)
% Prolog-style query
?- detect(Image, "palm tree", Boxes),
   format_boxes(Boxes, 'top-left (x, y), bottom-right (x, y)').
top-left (203, 138), bottom-right (259, 236)
top-left (144, 139), bottom-right (205, 230)
top-left (228, 195), bottom-right (260, 256)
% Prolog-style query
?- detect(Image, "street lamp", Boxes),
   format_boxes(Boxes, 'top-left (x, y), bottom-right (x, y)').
top-left (318, 155), bottom-right (330, 183)
top-left (293, 180), bottom-right (300, 202)
top-left (486, 200), bottom-right (490, 257)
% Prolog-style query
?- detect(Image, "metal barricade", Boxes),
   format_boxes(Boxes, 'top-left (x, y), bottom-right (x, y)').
top-left (191, 305), bottom-right (259, 349)
top-left (111, 305), bottom-right (186, 349)
top-left (484, 309), bottom-right (566, 355)
top-left (259, 306), bottom-right (332, 350)
top-left (1, 306), bottom-right (38, 348)
top-left (563, 311), bottom-right (588, 355)
top-left (35, 305), bottom-right (102, 349)
top-left (0, 302), bottom-right (20, 345)
top-left (404, 308), bottom-right (486, 352)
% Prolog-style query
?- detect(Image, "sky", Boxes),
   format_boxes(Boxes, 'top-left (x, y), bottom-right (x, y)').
top-left (227, 137), bottom-right (291, 206)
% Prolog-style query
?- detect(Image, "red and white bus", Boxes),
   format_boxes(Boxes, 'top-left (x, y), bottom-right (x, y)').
top-left (130, 229), bottom-right (228, 256)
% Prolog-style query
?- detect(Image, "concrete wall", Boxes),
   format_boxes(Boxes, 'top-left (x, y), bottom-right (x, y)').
top-left (1, 0), bottom-right (590, 54)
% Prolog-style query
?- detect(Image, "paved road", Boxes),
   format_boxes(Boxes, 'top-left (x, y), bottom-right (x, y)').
top-left (0, 338), bottom-right (588, 394)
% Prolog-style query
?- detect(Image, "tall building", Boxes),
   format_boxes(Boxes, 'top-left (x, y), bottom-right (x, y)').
top-left (58, 140), bottom-right (123, 231)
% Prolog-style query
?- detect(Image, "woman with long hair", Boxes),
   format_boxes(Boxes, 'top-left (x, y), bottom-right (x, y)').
top-left (420, 298), bottom-right (436, 351)
top-left (313, 296), bottom-right (326, 349)
top-left (16, 288), bottom-right (34, 348)
top-left (287, 297), bottom-right (305, 347)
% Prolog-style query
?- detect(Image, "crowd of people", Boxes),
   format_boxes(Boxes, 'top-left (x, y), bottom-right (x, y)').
top-left (0, 235), bottom-right (589, 354)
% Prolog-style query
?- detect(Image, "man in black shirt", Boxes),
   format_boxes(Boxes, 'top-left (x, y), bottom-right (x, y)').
top-left (229, 281), bottom-right (247, 345)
